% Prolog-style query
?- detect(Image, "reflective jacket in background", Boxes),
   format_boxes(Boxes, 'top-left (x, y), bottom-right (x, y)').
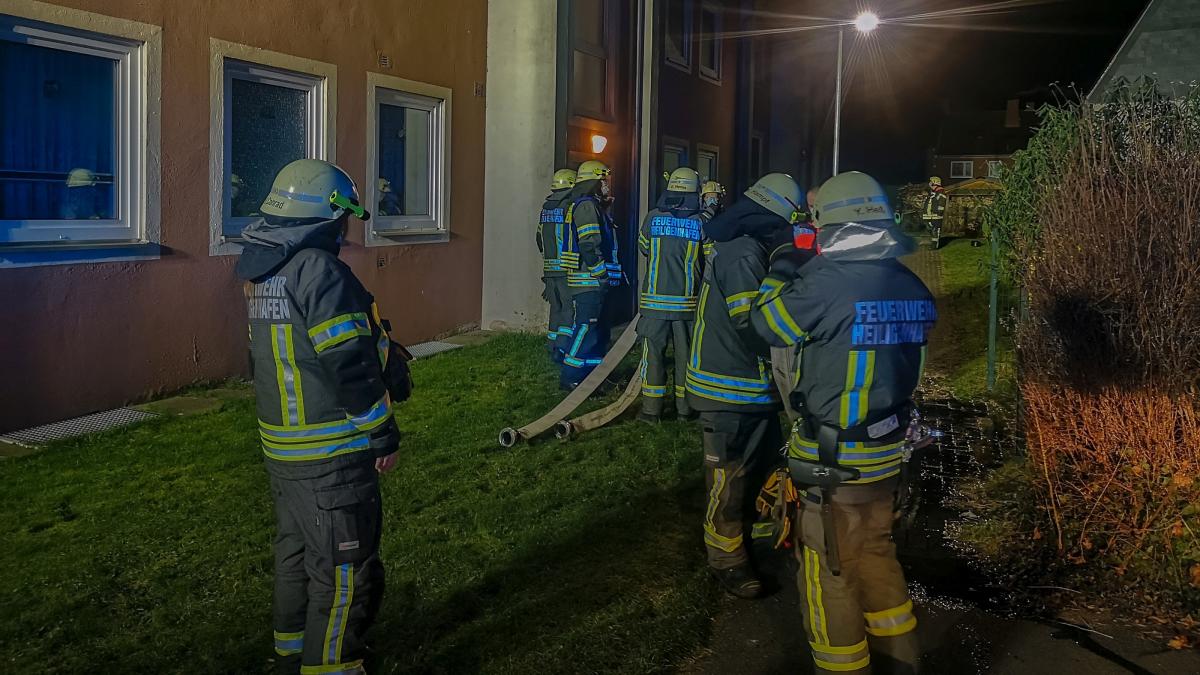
top-left (563, 195), bottom-right (622, 293)
top-left (536, 189), bottom-right (573, 278)
top-left (236, 218), bottom-right (400, 478)
top-left (686, 234), bottom-right (780, 413)
top-left (638, 192), bottom-right (708, 318)
top-left (922, 189), bottom-right (948, 222)
top-left (750, 222), bottom-right (935, 485)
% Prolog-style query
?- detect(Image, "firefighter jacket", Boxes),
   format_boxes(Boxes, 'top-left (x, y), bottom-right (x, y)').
top-left (638, 192), bottom-right (709, 319)
top-left (563, 195), bottom-right (622, 294)
top-left (536, 189), bottom-right (573, 278)
top-left (686, 234), bottom-right (781, 413)
top-left (922, 189), bottom-right (948, 222)
top-left (236, 218), bottom-right (400, 478)
top-left (749, 222), bottom-right (936, 485)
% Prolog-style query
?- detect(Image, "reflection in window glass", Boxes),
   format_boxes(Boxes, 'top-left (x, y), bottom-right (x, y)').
top-left (0, 40), bottom-right (116, 221)
top-left (229, 78), bottom-right (307, 219)
top-left (665, 0), bottom-right (691, 67)
top-left (574, 0), bottom-right (605, 47)
top-left (700, 5), bottom-right (721, 80)
top-left (377, 103), bottom-right (431, 217)
top-left (698, 150), bottom-right (718, 182)
top-left (663, 144), bottom-right (688, 176)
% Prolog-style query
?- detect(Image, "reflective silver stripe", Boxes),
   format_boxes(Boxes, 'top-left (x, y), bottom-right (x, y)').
top-left (810, 639), bottom-right (871, 671)
top-left (275, 325), bottom-right (300, 426)
top-left (864, 599), bottom-right (917, 636)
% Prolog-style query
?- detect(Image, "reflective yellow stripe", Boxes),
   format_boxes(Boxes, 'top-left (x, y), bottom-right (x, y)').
top-left (273, 327), bottom-right (288, 424)
top-left (813, 655), bottom-right (871, 672)
top-left (285, 326), bottom-right (305, 426)
top-left (703, 468), bottom-right (742, 551)
top-left (811, 639), bottom-right (871, 672)
top-left (299, 661), bottom-right (364, 675)
top-left (323, 564), bottom-right (354, 665)
top-left (805, 547), bottom-right (829, 645)
top-left (839, 351), bottom-right (876, 428)
top-left (865, 599), bottom-right (918, 637)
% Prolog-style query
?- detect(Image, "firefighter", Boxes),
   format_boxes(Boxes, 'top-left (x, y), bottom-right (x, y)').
top-left (701, 180), bottom-right (727, 215)
top-left (560, 160), bottom-right (622, 390)
top-left (235, 159), bottom-right (401, 675)
top-left (750, 171), bottom-right (935, 675)
top-left (538, 169), bottom-right (578, 362)
top-left (637, 167), bottom-right (708, 422)
top-left (688, 172), bottom-right (803, 598)
top-left (921, 176), bottom-right (948, 249)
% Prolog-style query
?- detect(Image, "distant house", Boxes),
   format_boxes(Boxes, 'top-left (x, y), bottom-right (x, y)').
top-left (1091, 0), bottom-right (1200, 99)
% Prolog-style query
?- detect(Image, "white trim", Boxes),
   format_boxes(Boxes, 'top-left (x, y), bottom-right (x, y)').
top-left (698, 2), bottom-right (722, 85)
top-left (986, 160), bottom-right (1004, 179)
top-left (663, 0), bottom-right (694, 74)
top-left (365, 72), bottom-right (452, 246)
top-left (0, 5), bottom-right (161, 254)
top-left (950, 160), bottom-right (974, 179)
top-left (208, 39), bottom-right (336, 256)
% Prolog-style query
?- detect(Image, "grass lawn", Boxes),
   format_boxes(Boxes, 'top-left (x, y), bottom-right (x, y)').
top-left (0, 334), bottom-right (715, 674)
top-left (926, 237), bottom-right (1017, 402)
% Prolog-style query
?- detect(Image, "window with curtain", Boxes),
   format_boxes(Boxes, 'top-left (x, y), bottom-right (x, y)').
top-left (0, 16), bottom-right (145, 245)
top-left (366, 76), bottom-right (451, 243)
top-left (222, 60), bottom-right (324, 239)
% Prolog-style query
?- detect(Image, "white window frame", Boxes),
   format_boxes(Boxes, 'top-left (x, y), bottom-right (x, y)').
top-left (208, 39), bottom-right (336, 256)
top-left (987, 160), bottom-right (1004, 178)
top-left (664, 0), bottom-right (694, 74)
top-left (950, 160), bottom-right (974, 179)
top-left (698, 2), bottom-right (723, 84)
top-left (366, 73), bottom-right (452, 246)
top-left (0, 11), bottom-right (160, 249)
top-left (697, 144), bottom-right (720, 182)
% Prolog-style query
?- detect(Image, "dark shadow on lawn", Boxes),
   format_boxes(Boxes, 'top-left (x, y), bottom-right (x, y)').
top-left (369, 478), bottom-right (711, 674)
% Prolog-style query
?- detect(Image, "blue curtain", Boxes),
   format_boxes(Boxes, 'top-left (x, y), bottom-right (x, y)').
top-left (0, 39), bottom-right (115, 221)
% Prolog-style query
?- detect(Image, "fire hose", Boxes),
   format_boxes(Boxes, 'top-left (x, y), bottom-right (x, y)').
top-left (498, 314), bottom-right (643, 447)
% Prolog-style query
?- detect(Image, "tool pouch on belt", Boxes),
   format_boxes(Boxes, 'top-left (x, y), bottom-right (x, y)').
top-left (316, 481), bottom-right (381, 566)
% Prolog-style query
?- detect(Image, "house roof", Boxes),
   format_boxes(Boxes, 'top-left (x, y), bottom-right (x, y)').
top-left (1090, 0), bottom-right (1200, 99)
top-left (946, 178), bottom-right (1003, 196)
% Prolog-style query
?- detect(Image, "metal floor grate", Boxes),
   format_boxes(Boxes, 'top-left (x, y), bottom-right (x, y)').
top-left (407, 340), bottom-right (464, 360)
top-left (0, 407), bottom-right (159, 447)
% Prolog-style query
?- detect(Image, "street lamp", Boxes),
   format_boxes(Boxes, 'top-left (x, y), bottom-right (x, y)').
top-left (833, 11), bottom-right (881, 175)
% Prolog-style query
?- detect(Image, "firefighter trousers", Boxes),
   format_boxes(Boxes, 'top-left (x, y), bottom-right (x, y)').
top-left (543, 276), bottom-right (572, 354)
top-left (795, 490), bottom-right (919, 674)
top-left (700, 411), bottom-right (783, 569)
top-left (638, 317), bottom-right (694, 417)
top-left (561, 290), bottom-right (609, 388)
top-left (270, 459), bottom-right (384, 675)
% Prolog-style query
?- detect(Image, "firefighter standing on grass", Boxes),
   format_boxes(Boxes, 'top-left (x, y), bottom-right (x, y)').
top-left (921, 176), bottom-right (948, 249)
top-left (687, 172), bottom-right (804, 598)
top-left (636, 167), bottom-right (710, 422)
top-left (750, 172), bottom-right (935, 675)
top-left (560, 160), bottom-right (623, 390)
top-left (236, 159), bottom-right (401, 675)
top-left (537, 168), bottom-right (578, 362)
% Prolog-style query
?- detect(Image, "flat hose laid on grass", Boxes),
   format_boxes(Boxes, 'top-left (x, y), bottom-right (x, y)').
top-left (498, 314), bottom-right (642, 448)
top-left (554, 369), bottom-right (643, 440)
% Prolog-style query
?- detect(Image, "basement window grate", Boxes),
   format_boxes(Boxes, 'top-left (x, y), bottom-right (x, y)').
top-left (407, 340), bottom-right (463, 360)
top-left (0, 407), bottom-right (159, 448)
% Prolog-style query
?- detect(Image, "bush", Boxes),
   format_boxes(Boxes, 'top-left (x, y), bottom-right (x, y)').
top-left (984, 82), bottom-right (1200, 611)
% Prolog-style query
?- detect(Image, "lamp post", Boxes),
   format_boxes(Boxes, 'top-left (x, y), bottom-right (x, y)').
top-left (833, 11), bottom-right (880, 176)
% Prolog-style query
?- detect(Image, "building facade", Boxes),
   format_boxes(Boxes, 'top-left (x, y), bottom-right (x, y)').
top-left (1092, 0), bottom-right (1200, 98)
top-left (1, 0), bottom-right (771, 431)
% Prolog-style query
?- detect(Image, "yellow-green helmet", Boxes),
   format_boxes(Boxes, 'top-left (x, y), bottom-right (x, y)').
top-left (665, 167), bottom-right (700, 193)
top-left (260, 159), bottom-right (368, 221)
top-left (701, 180), bottom-right (725, 198)
top-left (577, 160), bottom-right (612, 182)
top-left (813, 171), bottom-right (894, 227)
top-left (66, 168), bottom-right (98, 188)
top-left (929, 176), bottom-right (942, 186)
top-left (745, 173), bottom-right (803, 224)
top-left (551, 169), bottom-right (577, 190)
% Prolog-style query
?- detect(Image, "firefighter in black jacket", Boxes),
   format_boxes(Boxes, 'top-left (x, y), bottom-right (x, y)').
top-left (688, 172), bottom-right (804, 599)
top-left (922, 176), bottom-right (948, 249)
top-left (751, 172), bottom-right (935, 675)
top-left (560, 160), bottom-right (622, 389)
top-left (538, 168), bottom-right (577, 362)
top-left (235, 159), bottom-right (400, 675)
top-left (637, 167), bottom-right (709, 422)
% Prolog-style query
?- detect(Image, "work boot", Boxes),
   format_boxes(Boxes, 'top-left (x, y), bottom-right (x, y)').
top-left (710, 564), bottom-right (763, 599)
top-left (637, 411), bottom-right (661, 424)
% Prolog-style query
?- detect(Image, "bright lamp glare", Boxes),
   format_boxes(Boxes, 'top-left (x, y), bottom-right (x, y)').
top-left (591, 134), bottom-right (608, 154)
top-left (854, 11), bottom-right (880, 33)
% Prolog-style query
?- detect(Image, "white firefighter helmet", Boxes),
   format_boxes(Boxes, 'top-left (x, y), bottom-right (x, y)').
top-left (745, 173), bottom-right (803, 224)
top-left (260, 159), bottom-right (368, 221)
top-left (813, 171), bottom-right (894, 228)
top-left (666, 167), bottom-right (700, 193)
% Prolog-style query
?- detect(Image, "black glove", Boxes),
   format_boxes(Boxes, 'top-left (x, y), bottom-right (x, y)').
top-left (768, 241), bottom-right (816, 279)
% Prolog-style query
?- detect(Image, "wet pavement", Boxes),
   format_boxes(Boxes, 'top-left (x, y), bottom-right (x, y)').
top-left (682, 396), bottom-right (1200, 674)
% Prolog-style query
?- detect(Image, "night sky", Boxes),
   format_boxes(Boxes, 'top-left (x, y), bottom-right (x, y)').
top-left (762, 0), bottom-right (1150, 183)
